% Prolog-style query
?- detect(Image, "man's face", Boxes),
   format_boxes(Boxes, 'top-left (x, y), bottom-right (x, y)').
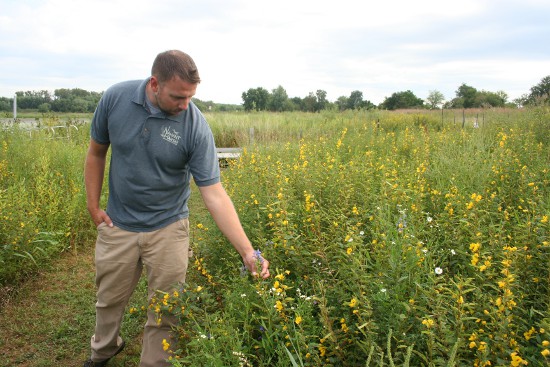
top-left (151, 76), bottom-right (197, 116)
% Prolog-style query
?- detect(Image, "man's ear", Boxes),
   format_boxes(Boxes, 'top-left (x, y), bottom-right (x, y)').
top-left (149, 76), bottom-right (159, 93)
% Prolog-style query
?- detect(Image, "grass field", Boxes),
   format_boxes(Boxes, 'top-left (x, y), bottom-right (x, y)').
top-left (0, 109), bottom-right (548, 366)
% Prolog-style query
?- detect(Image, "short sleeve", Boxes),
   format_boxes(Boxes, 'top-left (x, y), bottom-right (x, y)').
top-left (90, 93), bottom-right (111, 145)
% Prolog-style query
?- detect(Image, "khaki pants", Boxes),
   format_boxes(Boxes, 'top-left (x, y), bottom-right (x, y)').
top-left (90, 219), bottom-right (189, 367)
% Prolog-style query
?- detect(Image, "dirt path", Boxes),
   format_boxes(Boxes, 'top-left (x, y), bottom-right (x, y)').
top-left (0, 244), bottom-right (144, 367)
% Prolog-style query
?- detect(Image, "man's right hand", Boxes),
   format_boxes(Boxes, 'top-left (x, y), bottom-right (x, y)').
top-left (89, 208), bottom-right (114, 228)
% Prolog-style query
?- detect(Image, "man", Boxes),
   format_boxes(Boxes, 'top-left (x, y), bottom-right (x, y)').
top-left (83, 50), bottom-right (270, 367)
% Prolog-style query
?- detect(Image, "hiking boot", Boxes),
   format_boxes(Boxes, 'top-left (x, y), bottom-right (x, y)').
top-left (83, 340), bottom-right (126, 367)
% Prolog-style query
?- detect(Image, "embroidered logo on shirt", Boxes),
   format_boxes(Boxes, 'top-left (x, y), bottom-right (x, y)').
top-left (161, 126), bottom-right (181, 146)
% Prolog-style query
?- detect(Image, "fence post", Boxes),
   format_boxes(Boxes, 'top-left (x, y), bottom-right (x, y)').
top-left (13, 94), bottom-right (17, 121)
top-left (249, 127), bottom-right (255, 144)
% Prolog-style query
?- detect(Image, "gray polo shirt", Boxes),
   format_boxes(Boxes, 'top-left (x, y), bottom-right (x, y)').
top-left (91, 78), bottom-right (220, 232)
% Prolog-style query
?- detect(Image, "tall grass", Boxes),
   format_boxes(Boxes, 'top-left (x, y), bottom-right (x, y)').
top-left (0, 122), bottom-right (91, 288)
top-left (1, 109), bottom-right (548, 366)
top-left (156, 109), bottom-right (549, 366)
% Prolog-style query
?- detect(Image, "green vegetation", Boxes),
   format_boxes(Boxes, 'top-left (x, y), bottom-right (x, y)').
top-left (0, 119), bottom-right (91, 286)
top-left (163, 109), bottom-right (550, 366)
top-left (2, 75), bottom-right (549, 114)
top-left (0, 109), bottom-right (548, 366)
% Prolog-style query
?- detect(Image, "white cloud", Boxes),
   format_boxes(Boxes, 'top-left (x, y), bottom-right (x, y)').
top-left (0, 0), bottom-right (549, 104)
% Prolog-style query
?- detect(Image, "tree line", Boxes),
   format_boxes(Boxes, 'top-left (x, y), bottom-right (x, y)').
top-left (241, 76), bottom-right (550, 112)
top-left (0, 89), bottom-right (102, 113)
top-left (1, 76), bottom-right (548, 114)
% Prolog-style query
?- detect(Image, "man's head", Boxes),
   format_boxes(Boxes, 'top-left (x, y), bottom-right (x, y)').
top-left (151, 50), bottom-right (201, 84)
top-left (149, 50), bottom-right (200, 115)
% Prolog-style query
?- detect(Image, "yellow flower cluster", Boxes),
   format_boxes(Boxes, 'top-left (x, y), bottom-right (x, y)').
top-left (470, 242), bottom-right (481, 266)
top-left (194, 257), bottom-right (214, 284)
top-left (422, 318), bottom-right (435, 329)
top-left (272, 271), bottom-right (290, 317)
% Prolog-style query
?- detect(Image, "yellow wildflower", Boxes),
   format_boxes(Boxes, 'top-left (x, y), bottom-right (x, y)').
top-left (510, 352), bottom-right (528, 366)
top-left (341, 322), bottom-right (349, 332)
top-left (478, 342), bottom-right (487, 351)
top-left (470, 242), bottom-right (481, 252)
top-left (162, 338), bottom-right (170, 351)
top-left (524, 327), bottom-right (536, 341)
top-left (422, 318), bottom-right (435, 328)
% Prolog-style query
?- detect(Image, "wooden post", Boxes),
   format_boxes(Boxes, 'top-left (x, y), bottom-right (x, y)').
top-left (249, 127), bottom-right (255, 144)
top-left (13, 94), bottom-right (17, 121)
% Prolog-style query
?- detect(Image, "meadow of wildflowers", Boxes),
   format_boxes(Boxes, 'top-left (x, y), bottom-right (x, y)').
top-left (1, 109), bottom-right (548, 366)
top-left (0, 120), bottom-right (91, 288)
top-left (156, 109), bottom-right (549, 366)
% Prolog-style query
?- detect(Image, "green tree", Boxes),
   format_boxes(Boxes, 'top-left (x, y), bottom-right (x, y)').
top-left (475, 90), bottom-right (507, 107)
top-left (453, 83), bottom-right (477, 108)
top-left (0, 97), bottom-right (11, 112)
top-left (290, 97), bottom-right (304, 111)
top-left (315, 89), bottom-right (328, 111)
top-left (302, 92), bottom-right (317, 112)
top-left (347, 90), bottom-right (364, 110)
top-left (426, 90), bottom-right (445, 109)
top-left (38, 103), bottom-right (51, 113)
top-left (15, 90), bottom-right (52, 109)
top-left (268, 85), bottom-right (288, 112)
top-left (50, 88), bottom-right (101, 112)
top-left (300, 90), bottom-right (328, 112)
top-left (525, 75), bottom-right (550, 105)
top-left (241, 87), bottom-right (269, 111)
top-left (335, 96), bottom-right (349, 111)
top-left (380, 90), bottom-right (424, 110)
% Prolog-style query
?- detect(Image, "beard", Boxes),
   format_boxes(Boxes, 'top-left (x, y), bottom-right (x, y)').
top-left (155, 93), bottom-right (184, 116)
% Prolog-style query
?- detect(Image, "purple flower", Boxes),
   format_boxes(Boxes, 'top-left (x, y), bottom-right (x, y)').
top-left (254, 249), bottom-right (265, 264)
top-left (240, 264), bottom-right (248, 277)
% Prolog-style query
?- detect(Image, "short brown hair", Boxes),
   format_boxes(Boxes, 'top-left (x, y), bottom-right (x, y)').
top-left (151, 50), bottom-right (201, 84)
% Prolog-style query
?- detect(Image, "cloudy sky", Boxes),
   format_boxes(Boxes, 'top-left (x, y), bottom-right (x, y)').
top-left (1, 0), bottom-right (549, 105)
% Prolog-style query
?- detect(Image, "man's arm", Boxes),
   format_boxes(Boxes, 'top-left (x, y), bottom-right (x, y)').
top-left (84, 139), bottom-right (112, 227)
top-left (198, 182), bottom-right (270, 279)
